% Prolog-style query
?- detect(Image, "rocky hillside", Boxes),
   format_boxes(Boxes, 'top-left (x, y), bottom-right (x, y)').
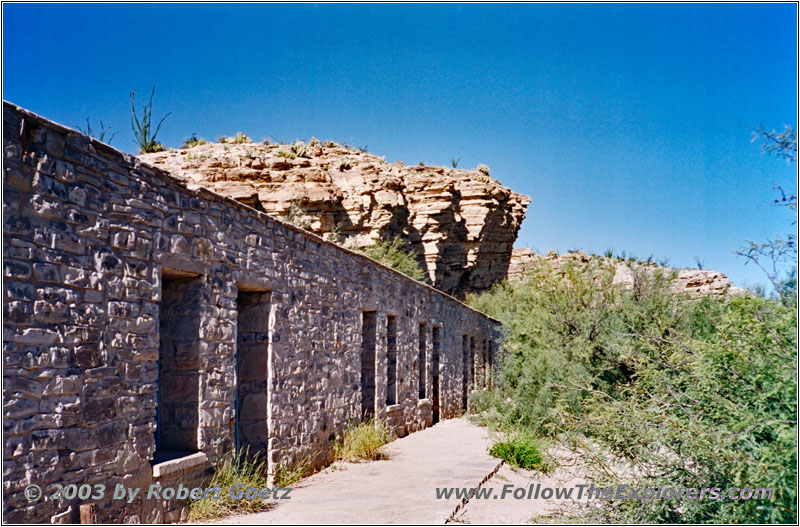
top-left (508, 249), bottom-right (743, 297)
top-left (140, 139), bottom-right (530, 297)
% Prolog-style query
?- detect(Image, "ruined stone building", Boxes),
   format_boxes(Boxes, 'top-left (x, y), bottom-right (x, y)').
top-left (2, 102), bottom-right (500, 523)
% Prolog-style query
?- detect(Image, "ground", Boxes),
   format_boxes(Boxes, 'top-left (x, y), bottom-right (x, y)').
top-left (220, 418), bottom-right (593, 524)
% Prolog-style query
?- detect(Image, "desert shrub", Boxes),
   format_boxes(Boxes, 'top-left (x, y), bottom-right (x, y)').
top-left (331, 419), bottom-right (394, 462)
top-left (186, 449), bottom-right (270, 521)
top-left (218, 132), bottom-right (252, 144)
top-left (291, 140), bottom-right (309, 158)
top-left (468, 260), bottom-right (797, 523)
top-left (324, 221), bottom-right (344, 244)
top-left (277, 149), bottom-right (296, 159)
top-left (468, 259), bottom-right (623, 434)
top-left (592, 295), bottom-right (797, 524)
top-left (181, 133), bottom-right (206, 149)
top-left (281, 200), bottom-right (312, 230)
top-left (357, 237), bottom-right (428, 283)
top-left (489, 431), bottom-right (549, 472)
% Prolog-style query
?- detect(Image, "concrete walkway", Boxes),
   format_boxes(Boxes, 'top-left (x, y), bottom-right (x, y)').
top-left (221, 417), bottom-right (501, 524)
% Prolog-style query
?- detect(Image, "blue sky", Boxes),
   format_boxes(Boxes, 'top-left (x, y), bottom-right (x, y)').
top-left (3, 3), bottom-right (797, 289)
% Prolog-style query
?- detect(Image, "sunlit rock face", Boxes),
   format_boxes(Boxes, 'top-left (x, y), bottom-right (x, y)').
top-left (507, 249), bottom-right (743, 297)
top-left (142, 141), bottom-right (530, 297)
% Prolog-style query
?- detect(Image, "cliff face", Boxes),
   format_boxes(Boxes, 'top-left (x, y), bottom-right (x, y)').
top-left (140, 141), bottom-right (530, 296)
top-left (508, 249), bottom-right (743, 297)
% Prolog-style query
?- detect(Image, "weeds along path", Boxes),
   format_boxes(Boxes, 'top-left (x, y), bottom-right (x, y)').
top-left (219, 418), bottom-right (499, 524)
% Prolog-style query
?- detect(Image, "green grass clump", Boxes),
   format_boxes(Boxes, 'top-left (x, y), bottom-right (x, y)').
top-left (357, 237), bottom-right (428, 283)
top-left (273, 455), bottom-right (314, 488)
top-left (277, 149), bottom-right (296, 159)
top-left (489, 433), bottom-right (548, 471)
top-left (332, 419), bottom-right (394, 462)
top-left (186, 450), bottom-right (271, 521)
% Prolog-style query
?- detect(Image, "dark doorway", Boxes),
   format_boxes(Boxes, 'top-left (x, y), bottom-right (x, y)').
top-left (418, 323), bottom-right (427, 400)
top-left (386, 315), bottom-right (398, 406)
top-left (361, 311), bottom-right (377, 419)
top-left (156, 271), bottom-right (202, 463)
top-left (432, 326), bottom-right (441, 423)
top-left (462, 334), bottom-right (469, 410)
top-left (236, 291), bottom-right (270, 457)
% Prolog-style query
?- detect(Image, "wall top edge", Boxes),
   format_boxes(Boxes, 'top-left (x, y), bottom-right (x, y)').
top-left (2, 100), bottom-right (501, 325)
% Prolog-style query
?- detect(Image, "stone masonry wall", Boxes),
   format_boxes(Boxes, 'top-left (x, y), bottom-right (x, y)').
top-left (2, 102), bottom-right (499, 523)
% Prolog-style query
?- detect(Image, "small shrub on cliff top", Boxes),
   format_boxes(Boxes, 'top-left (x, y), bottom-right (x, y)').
top-left (291, 140), bottom-right (309, 158)
top-left (181, 133), bottom-right (206, 149)
top-left (277, 149), bottom-right (297, 160)
top-left (218, 132), bottom-right (252, 144)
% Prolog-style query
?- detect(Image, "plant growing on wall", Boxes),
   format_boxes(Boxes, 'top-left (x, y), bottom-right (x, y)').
top-left (75, 117), bottom-right (117, 145)
top-left (130, 87), bottom-right (171, 153)
top-left (357, 237), bottom-right (428, 283)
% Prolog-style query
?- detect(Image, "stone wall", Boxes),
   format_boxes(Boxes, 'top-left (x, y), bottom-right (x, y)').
top-left (2, 102), bottom-right (499, 523)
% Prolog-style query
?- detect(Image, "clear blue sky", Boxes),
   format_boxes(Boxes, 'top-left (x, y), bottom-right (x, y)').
top-left (3, 3), bottom-right (797, 289)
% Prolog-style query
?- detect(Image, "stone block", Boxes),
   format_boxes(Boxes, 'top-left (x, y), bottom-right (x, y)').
top-left (83, 396), bottom-right (115, 422)
top-left (95, 420), bottom-right (127, 445)
top-left (71, 344), bottom-right (102, 368)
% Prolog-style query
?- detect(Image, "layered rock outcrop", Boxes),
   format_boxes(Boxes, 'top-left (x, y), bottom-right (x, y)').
top-left (508, 249), bottom-right (743, 297)
top-left (141, 141), bottom-right (530, 296)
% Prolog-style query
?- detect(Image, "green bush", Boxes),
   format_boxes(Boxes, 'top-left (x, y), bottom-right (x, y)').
top-left (489, 432), bottom-right (548, 471)
top-left (468, 260), bottom-right (797, 523)
top-left (357, 237), bottom-right (428, 283)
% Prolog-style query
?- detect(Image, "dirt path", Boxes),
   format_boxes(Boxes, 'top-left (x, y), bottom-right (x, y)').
top-left (220, 418), bottom-right (590, 524)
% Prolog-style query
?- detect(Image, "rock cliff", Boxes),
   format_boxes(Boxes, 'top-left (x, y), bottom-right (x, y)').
top-left (140, 140), bottom-right (530, 297)
top-left (508, 249), bottom-right (743, 297)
